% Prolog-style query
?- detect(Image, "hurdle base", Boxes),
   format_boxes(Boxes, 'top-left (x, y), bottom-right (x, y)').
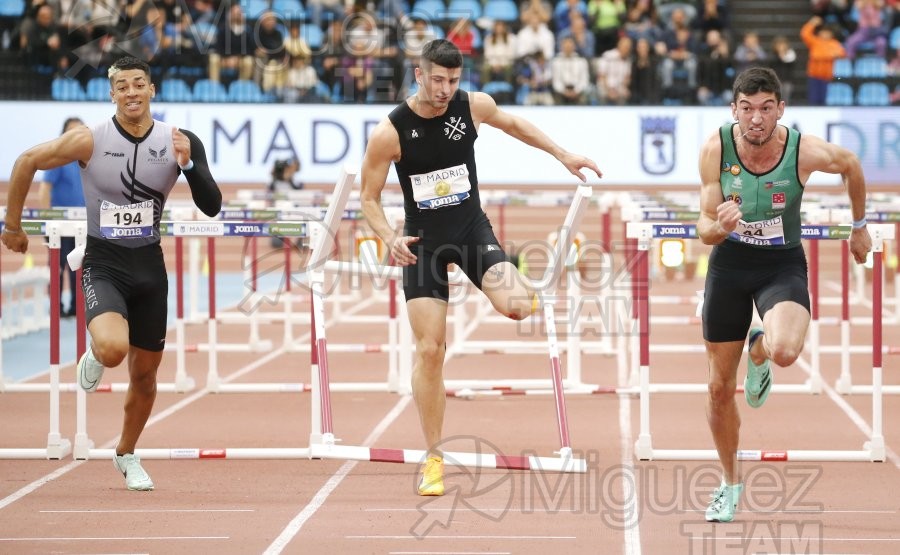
top-left (309, 443), bottom-right (587, 473)
top-left (45, 436), bottom-right (72, 460)
top-left (636, 448), bottom-right (880, 462)
top-left (73, 434), bottom-right (94, 460)
top-left (634, 434), bottom-right (653, 460)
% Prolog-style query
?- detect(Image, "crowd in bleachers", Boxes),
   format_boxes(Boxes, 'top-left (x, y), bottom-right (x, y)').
top-left (0, 0), bottom-right (897, 105)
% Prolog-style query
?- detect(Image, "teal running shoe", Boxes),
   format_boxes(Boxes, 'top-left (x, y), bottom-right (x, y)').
top-left (744, 328), bottom-right (772, 408)
top-left (705, 481), bottom-right (743, 522)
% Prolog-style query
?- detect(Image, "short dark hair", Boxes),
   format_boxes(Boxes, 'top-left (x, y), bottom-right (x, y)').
top-left (107, 57), bottom-right (151, 85)
top-left (732, 66), bottom-right (782, 103)
top-left (420, 39), bottom-right (463, 71)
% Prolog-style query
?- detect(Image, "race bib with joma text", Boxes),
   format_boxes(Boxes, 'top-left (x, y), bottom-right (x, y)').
top-left (410, 164), bottom-right (472, 210)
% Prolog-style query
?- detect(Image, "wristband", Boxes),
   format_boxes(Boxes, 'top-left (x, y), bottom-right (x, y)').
top-left (179, 159), bottom-right (194, 171)
top-left (851, 217), bottom-right (867, 229)
top-left (2, 226), bottom-right (24, 235)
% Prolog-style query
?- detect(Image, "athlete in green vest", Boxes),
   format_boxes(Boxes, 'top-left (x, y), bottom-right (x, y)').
top-left (697, 67), bottom-right (871, 522)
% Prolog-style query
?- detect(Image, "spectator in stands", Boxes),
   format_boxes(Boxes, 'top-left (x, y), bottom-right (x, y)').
top-left (622, 1), bottom-right (662, 45)
top-left (308, 0), bottom-right (350, 29)
top-left (347, 11), bottom-right (397, 102)
top-left (282, 53), bottom-right (325, 102)
top-left (208, 4), bottom-right (255, 83)
top-left (447, 18), bottom-right (477, 55)
top-left (693, 0), bottom-right (729, 36)
top-left (844, 0), bottom-right (889, 59)
top-left (399, 18), bottom-right (435, 95)
top-left (629, 36), bottom-right (661, 104)
top-left (595, 34), bottom-right (633, 105)
top-left (810, 0), bottom-right (852, 39)
top-left (39, 116), bottom-right (86, 318)
top-left (696, 29), bottom-right (733, 105)
top-left (519, 50), bottom-right (555, 104)
top-left (21, 4), bottom-right (63, 71)
top-left (520, 0), bottom-right (553, 26)
top-left (733, 32), bottom-right (767, 73)
top-left (320, 19), bottom-right (347, 93)
top-left (123, 0), bottom-right (165, 62)
top-left (551, 36), bottom-right (591, 104)
top-left (284, 21), bottom-right (313, 61)
top-left (770, 35), bottom-right (798, 104)
top-left (800, 15), bottom-right (846, 105)
top-left (190, 0), bottom-right (217, 26)
top-left (660, 27), bottom-right (698, 104)
top-left (558, 11), bottom-right (596, 58)
top-left (255, 11), bottom-right (287, 92)
top-left (586, 0), bottom-right (626, 58)
top-left (516, 10), bottom-right (556, 61)
top-left (660, 5), bottom-right (693, 49)
top-left (482, 19), bottom-right (518, 85)
top-left (555, 0), bottom-right (589, 34)
top-left (338, 19), bottom-right (379, 102)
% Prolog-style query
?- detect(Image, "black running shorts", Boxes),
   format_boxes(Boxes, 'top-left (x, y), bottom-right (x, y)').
top-left (702, 240), bottom-right (810, 342)
top-left (81, 235), bottom-right (169, 351)
top-left (403, 218), bottom-right (509, 302)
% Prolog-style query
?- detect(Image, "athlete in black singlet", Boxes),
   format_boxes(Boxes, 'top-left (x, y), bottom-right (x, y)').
top-left (360, 40), bottom-right (602, 496)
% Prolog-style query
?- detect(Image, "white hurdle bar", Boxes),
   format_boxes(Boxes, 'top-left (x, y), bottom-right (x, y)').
top-left (627, 222), bottom-right (890, 462)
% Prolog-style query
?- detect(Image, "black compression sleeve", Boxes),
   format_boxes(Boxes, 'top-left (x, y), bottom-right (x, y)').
top-left (180, 129), bottom-right (222, 217)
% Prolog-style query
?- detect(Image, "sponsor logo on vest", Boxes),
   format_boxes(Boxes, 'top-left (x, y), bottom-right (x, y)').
top-left (111, 227), bottom-right (143, 237)
top-left (104, 151), bottom-right (125, 157)
top-left (429, 195), bottom-right (460, 208)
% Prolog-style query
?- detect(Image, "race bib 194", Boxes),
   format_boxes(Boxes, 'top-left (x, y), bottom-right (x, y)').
top-left (99, 200), bottom-right (153, 239)
top-left (410, 164), bottom-right (472, 210)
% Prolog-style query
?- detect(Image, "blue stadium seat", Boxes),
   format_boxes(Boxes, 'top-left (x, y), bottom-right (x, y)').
top-left (160, 78), bottom-right (193, 102)
top-left (242, 0), bottom-right (269, 20)
top-left (856, 81), bottom-right (890, 106)
top-left (481, 80), bottom-right (514, 103)
top-left (51, 78), bottom-right (87, 101)
top-left (228, 79), bottom-right (275, 102)
top-left (831, 58), bottom-right (853, 79)
top-left (411, 0), bottom-right (446, 21)
top-left (190, 22), bottom-right (217, 49)
top-left (443, 0), bottom-right (482, 21)
top-left (272, 0), bottom-right (306, 21)
top-left (85, 77), bottom-right (110, 101)
top-left (483, 0), bottom-right (518, 22)
top-left (891, 27), bottom-right (900, 51)
top-left (854, 57), bottom-right (887, 78)
top-left (824, 82), bottom-right (854, 106)
top-left (301, 23), bottom-right (324, 49)
top-left (0, 0), bottom-right (25, 16)
top-left (192, 79), bottom-right (229, 102)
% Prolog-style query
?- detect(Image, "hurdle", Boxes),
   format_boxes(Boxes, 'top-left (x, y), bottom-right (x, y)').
top-left (628, 222), bottom-right (890, 462)
top-left (0, 220), bottom-right (75, 459)
top-left (306, 166), bottom-right (586, 472)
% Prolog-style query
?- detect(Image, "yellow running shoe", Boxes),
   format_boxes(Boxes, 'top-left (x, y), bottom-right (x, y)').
top-left (418, 456), bottom-right (444, 496)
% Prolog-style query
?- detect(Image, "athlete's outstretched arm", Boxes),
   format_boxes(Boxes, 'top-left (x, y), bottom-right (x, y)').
top-left (471, 91), bottom-right (602, 183)
top-left (2, 127), bottom-right (93, 253)
top-left (360, 119), bottom-right (418, 265)
top-left (178, 128), bottom-right (222, 217)
top-left (799, 134), bottom-right (870, 263)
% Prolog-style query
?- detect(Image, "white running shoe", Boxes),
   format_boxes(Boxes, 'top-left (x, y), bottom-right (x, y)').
top-left (113, 453), bottom-right (154, 491)
top-left (77, 347), bottom-right (104, 393)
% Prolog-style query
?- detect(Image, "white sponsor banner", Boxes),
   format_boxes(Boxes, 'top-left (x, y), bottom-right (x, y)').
top-left (0, 102), bottom-right (896, 186)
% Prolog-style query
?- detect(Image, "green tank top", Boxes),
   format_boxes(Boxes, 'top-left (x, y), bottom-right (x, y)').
top-left (719, 124), bottom-right (804, 248)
